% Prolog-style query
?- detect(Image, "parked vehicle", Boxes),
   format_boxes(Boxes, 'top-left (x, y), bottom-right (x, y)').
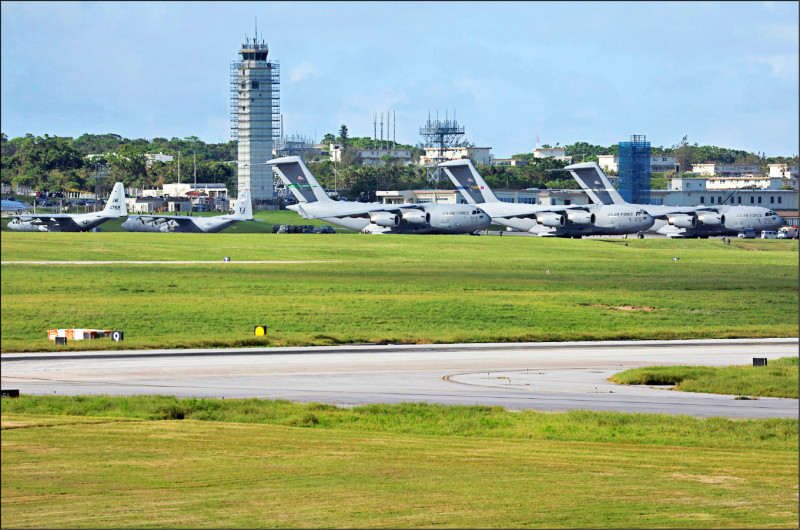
top-left (777, 226), bottom-right (797, 239)
top-left (761, 230), bottom-right (777, 239)
top-left (737, 228), bottom-right (756, 239)
top-left (313, 225), bottom-right (336, 234)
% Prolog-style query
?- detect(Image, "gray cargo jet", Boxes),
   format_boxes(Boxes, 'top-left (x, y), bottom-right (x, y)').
top-left (121, 189), bottom-right (258, 233)
top-left (263, 156), bottom-right (491, 234)
top-left (439, 159), bottom-right (654, 237)
top-left (8, 182), bottom-right (126, 232)
top-left (564, 162), bottom-right (783, 238)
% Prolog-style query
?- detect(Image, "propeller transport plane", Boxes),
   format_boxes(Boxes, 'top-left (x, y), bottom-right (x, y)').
top-left (439, 159), bottom-right (654, 237)
top-left (8, 182), bottom-right (127, 232)
top-left (565, 162), bottom-right (784, 238)
top-left (262, 156), bottom-right (491, 234)
top-left (121, 189), bottom-right (260, 233)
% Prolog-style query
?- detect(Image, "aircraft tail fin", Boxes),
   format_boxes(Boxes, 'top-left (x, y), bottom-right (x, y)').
top-left (103, 182), bottom-right (127, 216)
top-left (438, 159), bottom-right (499, 204)
top-left (266, 156), bottom-right (332, 204)
top-left (228, 188), bottom-right (253, 219)
top-left (563, 162), bottom-right (626, 205)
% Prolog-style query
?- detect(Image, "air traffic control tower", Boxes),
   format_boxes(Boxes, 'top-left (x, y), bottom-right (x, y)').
top-left (231, 33), bottom-right (280, 206)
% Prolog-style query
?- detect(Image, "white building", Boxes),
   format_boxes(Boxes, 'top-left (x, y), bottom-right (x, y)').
top-left (143, 153), bottom-right (175, 167)
top-left (419, 147), bottom-right (492, 166)
top-left (532, 147), bottom-right (572, 163)
top-left (125, 197), bottom-right (165, 213)
top-left (767, 163), bottom-right (799, 182)
top-left (598, 154), bottom-right (679, 174)
top-left (691, 163), bottom-right (761, 177)
top-left (768, 163), bottom-right (799, 178)
top-left (490, 158), bottom-right (528, 166)
top-left (160, 183), bottom-right (228, 199)
top-left (377, 190), bottom-right (459, 204)
top-left (670, 176), bottom-right (788, 192)
top-left (706, 176), bottom-right (786, 190)
top-left (329, 144), bottom-right (413, 167)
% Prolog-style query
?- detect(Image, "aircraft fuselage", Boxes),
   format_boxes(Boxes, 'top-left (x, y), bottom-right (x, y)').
top-left (8, 213), bottom-right (112, 232)
top-left (121, 216), bottom-right (238, 233)
top-left (291, 202), bottom-right (491, 234)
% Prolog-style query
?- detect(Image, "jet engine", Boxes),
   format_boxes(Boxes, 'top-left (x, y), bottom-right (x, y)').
top-left (668, 214), bottom-right (697, 228)
top-left (401, 210), bottom-right (430, 225)
top-left (566, 211), bottom-right (596, 225)
top-left (697, 213), bottom-right (725, 226)
top-left (369, 212), bottom-right (400, 227)
top-left (536, 213), bottom-right (566, 227)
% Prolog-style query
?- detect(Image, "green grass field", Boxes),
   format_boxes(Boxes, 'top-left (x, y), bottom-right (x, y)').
top-left (2, 229), bottom-right (798, 528)
top-left (1, 233), bottom-right (797, 352)
top-left (2, 397), bottom-right (798, 528)
top-left (610, 357), bottom-right (799, 398)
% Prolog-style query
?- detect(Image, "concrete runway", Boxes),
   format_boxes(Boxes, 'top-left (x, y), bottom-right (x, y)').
top-left (2, 338), bottom-right (797, 418)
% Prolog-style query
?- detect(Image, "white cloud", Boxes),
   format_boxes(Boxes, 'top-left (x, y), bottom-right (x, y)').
top-left (747, 53), bottom-right (799, 80)
top-left (287, 62), bottom-right (322, 84)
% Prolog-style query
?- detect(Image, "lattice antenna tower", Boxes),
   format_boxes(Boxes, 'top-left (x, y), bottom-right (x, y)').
top-left (419, 109), bottom-right (465, 185)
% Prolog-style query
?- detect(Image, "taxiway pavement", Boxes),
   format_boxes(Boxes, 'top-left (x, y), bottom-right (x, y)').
top-left (2, 339), bottom-right (797, 418)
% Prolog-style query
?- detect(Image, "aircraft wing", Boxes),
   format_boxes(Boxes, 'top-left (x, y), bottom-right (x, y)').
top-left (486, 204), bottom-right (590, 219)
top-left (12, 214), bottom-right (79, 228)
top-left (647, 206), bottom-right (718, 219)
top-left (132, 215), bottom-right (200, 228)
top-left (303, 202), bottom-right (423, 219)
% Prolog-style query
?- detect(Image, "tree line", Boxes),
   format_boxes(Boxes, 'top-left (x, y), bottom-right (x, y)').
top-left (1, 133), bottom-right (237, 195)
top-left (2, 130), bottom-right (796, 199)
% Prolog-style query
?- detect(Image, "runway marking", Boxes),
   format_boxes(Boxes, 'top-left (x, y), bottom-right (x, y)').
top-left (1, 260), bottom-right (338, 265)
top-left (443, 373), bottom-right (614, 394)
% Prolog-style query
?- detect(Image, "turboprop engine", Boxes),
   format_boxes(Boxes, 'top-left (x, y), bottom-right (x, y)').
top-left (536, 212), bottom-right (566, 228)
top-left (697, 212), bottom-right (725, 226)
top-left (566, 211), bottom-right (595, 225)
top-left (401, 210), bottom-right (430, 225)
top-left (668, 214), bottom-right (697, 228)
top-left (369, 212), bottom-right (400, 227)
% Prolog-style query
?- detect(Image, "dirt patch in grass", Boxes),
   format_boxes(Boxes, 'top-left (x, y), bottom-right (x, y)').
top-left (668, 473), bottom-right (744, 485)
top-left (593, 304), bottom-right (662, 312)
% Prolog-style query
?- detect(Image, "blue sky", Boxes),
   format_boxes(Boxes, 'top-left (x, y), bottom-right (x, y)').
top-left (2, 1), bottom-right (798, 157)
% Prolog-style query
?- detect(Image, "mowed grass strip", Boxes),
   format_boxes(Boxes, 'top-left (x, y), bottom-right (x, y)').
top-left (2, 397), bottom-right (798, 528)
top-left (610, 357), bottom-right (799, 399)
top-left (1, 233), bottom-right (797, 352)
top-left (1, 396), bottom-right (798, 450)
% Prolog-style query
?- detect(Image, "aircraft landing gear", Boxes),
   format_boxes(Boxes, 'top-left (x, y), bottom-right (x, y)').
top-left (637, 233), bottom-right (644, 239)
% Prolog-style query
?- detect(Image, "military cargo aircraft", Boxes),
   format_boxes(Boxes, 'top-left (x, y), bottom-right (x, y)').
top-left (262, 156), bottom-right (491, 234)
top-left (121, 189), bottom-right (258, 233)
top-left (564, 162), bottom-right (783, 238)
top-left (8, 182), bottom-right (126, 232)
top-left (439, 159), bottom-right (654, 237)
